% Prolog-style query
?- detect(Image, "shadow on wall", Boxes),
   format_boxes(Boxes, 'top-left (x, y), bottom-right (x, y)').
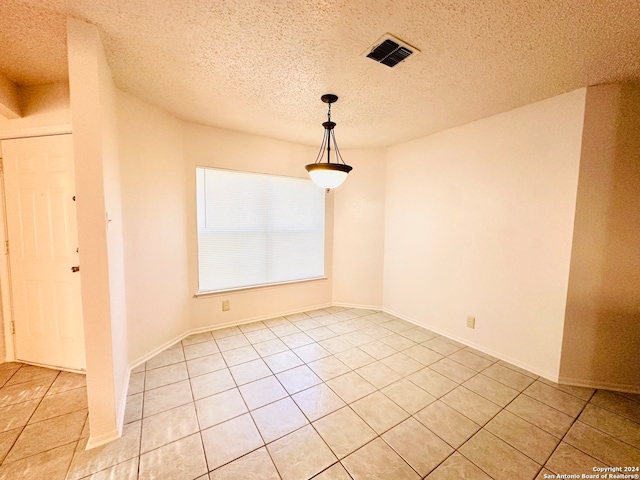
top-left (592, 83), bottom-right (640, 386)
top-left (560, 83), bottom-right (640, 391)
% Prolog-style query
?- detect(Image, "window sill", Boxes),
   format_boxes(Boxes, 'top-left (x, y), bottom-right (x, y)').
top-left (194, 276), bottom-right (328, 298)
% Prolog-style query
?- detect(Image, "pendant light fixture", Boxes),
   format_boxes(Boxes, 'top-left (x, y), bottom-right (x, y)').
top-left (305, 94), bottom-right (352, 189)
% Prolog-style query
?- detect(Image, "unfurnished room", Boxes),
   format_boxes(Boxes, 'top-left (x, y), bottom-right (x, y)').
top-left (0, 1), bottom-right (638, 479)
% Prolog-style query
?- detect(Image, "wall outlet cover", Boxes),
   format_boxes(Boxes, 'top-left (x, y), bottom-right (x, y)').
top-left (466, 316), bottom-right (475, 329)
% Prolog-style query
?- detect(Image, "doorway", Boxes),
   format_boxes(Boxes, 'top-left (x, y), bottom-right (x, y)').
top-left (1, 134), bottom-right (85, 371)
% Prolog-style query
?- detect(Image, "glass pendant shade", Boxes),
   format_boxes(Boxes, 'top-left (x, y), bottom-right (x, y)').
top-left (305, 163), bottom-right (352, 189)
top-left (305, 94), bottom-right (353, 189)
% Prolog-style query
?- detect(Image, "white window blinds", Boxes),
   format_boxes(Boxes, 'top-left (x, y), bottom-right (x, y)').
top-left (196, 167), bottom-right (325, 293)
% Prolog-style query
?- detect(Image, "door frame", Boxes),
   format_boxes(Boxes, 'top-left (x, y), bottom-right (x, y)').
top-left (0, 124), bottom-right (72, 364)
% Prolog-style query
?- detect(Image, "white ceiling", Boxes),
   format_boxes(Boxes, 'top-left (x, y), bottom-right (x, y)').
top-left (2, 0), bottom-right (640, 148)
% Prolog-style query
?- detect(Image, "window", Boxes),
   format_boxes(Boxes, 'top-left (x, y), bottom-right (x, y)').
top-left (196, 167), bottom-right (325, 293)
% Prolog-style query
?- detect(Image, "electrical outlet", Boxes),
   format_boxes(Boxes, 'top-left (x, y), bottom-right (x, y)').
top-left (466, 316), bottom-right (475, 329)
top-left (222, 300), bottom-right (230, 312)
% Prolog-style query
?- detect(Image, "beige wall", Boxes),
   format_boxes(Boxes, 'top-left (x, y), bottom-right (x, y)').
top-left (67, 18), bottom-right (128, 447)
top-left (116, 91), bottom-right (191, 362)
top-left (4, 21), bottom-right (639, 451)
top-left (183, 124), bottom-right (333, 331)
top-left (0, 73), bottom-right (20, 119)
top-left (6, 61), bottom-right (638, 450)
top-left (560, 84), bottom-right (640, 391)
top-left (383, 89), bottom-right (586, 378)
top-left (116, 105), bottom-right (335, 366)
top-left (332, 148), bottom-right (386, 308)
top-left (99, 54), bottom-right (129, 434)
top-left (0, 83), bottom-right (71, 138)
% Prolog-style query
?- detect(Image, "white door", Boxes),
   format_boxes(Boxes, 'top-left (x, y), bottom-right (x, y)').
top-left (1, 134), bottom-right (85, 371)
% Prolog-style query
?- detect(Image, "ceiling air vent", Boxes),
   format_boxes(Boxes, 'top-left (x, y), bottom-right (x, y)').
top-left (364, 33), bottom-right (419, 68)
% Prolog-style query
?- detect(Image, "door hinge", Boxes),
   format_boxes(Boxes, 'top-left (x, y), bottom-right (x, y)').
top-left (4, 240), bottom-right (8, 255)
top-left (10, 321), bottom-right (15, 334)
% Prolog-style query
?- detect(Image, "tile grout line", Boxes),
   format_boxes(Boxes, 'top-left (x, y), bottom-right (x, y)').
top-left (201, 313), bottom-right (312, 479)
top-left (200, 311), bottom-right (382, 478)
top-left (142, 318), bottom-right (527, 469)
top-left (0, 368), bottom-right (90, 480)
top-left (189, 334), bottom-right (218, 479)
top-left (445, 364), bottom-right (592, 479)
top-left (428, 361), bottom-right (520, 480)
top-left (561, 389), bottom-right (640, 454)
top-left (232, 328), bottom-right (283, 480)
top-left (9, 317), bottom-right (404, 475)
top-left (368, 339), bottom-right (598, 479)
top-left (259, 320), bottom-right (459, 478)
top-left (0, 364), bottom-right (29, 468)
top-left (589, 391), bottom-right (640, 422)
top-left (0, 367), bottom-right (64, 468)
top-left (17, 307), bottom-right (633, 479)
top-left (538, 388), bottom-right (600, 477)
top-left (217, 314), bottom-right (617, 477)
top-left (203, 325), bottom-right (281, 477)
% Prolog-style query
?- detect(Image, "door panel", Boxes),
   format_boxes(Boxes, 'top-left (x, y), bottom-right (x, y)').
top-left (2, 134), bottom-right (85, 370)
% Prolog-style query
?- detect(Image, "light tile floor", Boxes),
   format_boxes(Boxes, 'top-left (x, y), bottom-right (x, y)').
top-left (0, 307), bottom-right (639, 479)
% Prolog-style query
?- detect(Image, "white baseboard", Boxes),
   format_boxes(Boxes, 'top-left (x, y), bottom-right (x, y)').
top-left (85, 366), bottom-right (127, 450)
top-left (382, 307), bottom-right (640, 393)
top-left (332, 302), bottom-right (383, 311)
top-left (128, 303), bottom-right (333, 372)
top-left (85, 427), bottom-right (121, 450)
top-left (557, 375), bottom-right (640, 395)
top-left (124, 301), bottom-right (639, 425)
top-left (382, 306), bottom-right (560, 382)
top-left (116, 368), bottom-right (129, 431)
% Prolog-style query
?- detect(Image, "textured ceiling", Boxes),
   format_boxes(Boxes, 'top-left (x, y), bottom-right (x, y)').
top-left (1, 0), bottom-right (640, 147)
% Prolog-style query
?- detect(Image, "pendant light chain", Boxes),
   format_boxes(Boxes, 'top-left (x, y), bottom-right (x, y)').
top-left (326, 102), bottom-right (332, 164)
top-left (304, 94), bottom-right (353, 189)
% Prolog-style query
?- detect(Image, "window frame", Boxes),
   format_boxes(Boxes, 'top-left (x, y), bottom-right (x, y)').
top-left (194, 166), bottom-right (328, 295)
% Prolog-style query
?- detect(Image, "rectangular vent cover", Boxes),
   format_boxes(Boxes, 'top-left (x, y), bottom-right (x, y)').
top-left (364, 34), bottom-right (419, 68)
